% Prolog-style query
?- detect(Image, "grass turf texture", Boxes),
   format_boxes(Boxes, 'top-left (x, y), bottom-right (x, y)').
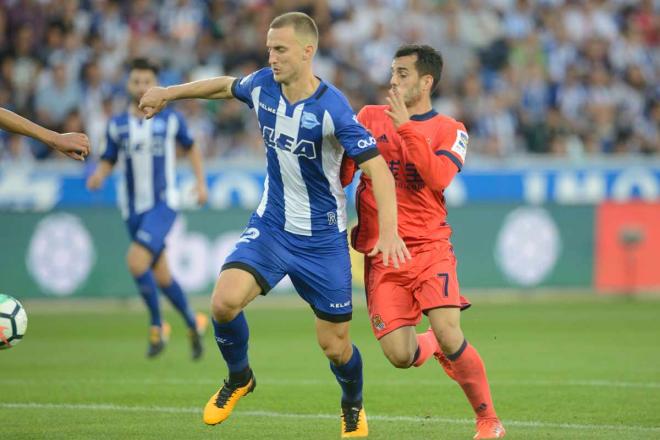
top-left (2, 296), bottom-right (659, 439)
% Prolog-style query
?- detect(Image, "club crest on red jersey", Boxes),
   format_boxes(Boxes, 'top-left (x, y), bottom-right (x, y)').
top-left (372, 314), bottom-right (386, 331)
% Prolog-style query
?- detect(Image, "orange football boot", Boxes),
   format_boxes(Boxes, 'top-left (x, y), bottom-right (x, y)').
top-left (203, 372), bottom-right (256, 425)
top-left (474, 418), bottom-right (506, 439)
top-left (341, 405), bottom-right (368, 438)
top-left (147, 321), bottom-right (170, 358)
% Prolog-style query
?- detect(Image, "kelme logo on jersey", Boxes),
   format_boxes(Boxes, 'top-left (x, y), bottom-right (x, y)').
top-left (300, 111), bottom-right (320, 129)
top-left (258, 101), bottom-right (277, 114)
top-left (262, 126), bottom-right (317, 160)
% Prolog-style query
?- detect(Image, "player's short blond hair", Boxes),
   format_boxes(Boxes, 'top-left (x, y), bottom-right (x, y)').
top-left (269, 12), bottom-right (319, 49)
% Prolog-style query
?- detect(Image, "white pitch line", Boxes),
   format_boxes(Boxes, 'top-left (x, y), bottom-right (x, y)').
top-left (1, 402), bottom-right (659, 434)
top-left (1, 378), bottom-right (659, 389)
top-left (498, 379), bottom-right (660, 389)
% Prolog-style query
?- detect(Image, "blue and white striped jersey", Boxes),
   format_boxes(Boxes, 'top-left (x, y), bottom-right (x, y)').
top-left (100, 108), bottom-right (194, 219)
top-left (231, 68), bottom-right (379, 236)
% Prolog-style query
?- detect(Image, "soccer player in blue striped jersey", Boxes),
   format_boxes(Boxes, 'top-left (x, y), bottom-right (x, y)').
top-left (87, 58), bottom-right (209, 360)
top-left (140, 12), bottom-right (410, 438)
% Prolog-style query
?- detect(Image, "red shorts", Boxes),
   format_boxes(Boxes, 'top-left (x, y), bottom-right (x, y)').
top-left (364, 240), bottom-right (470, 339)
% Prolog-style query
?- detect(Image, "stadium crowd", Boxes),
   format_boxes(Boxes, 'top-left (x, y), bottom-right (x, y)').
top-left (0, 0), bottom-right (657, 161)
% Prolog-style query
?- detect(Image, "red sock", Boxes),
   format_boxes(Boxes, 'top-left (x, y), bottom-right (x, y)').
top-left (412, 328), bottom-right (440, 367)
top-left (447, 340), bottom-right (498, 420)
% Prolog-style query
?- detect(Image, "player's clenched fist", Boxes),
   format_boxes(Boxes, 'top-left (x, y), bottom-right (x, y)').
top-left (139, 86), bottom-right (169, 119)
top-left (48, 132), bottom-right (90, 161)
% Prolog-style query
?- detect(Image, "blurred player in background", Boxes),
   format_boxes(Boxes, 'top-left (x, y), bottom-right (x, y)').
top-left (0, 108), bottom-right (89, 161)
top-left (86, 58), bottom-right (208, 360)
top-left (341, 45), bottom-right (505, 439)
top-left (139, 12), bottom-right (409, 438)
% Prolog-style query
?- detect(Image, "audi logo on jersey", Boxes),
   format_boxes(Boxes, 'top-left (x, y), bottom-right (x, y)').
top-left (357, 137), bottom-right (376, 149)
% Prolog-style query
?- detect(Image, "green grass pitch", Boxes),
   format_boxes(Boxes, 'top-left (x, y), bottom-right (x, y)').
top-left (2, 295), bottom-right (659, 439)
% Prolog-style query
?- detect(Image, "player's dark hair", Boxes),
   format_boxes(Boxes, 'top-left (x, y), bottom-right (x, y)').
top-left (270, 12), bottom-right (319, 45)
top-left (394, 44), bottom-right (443, 93)
top-left (129, 58), bottom-right (159, 75)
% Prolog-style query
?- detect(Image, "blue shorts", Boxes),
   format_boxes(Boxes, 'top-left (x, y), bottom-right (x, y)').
top-left (124, 203), bottom-right (177, 257)
top-left (223, 214), bottom-right (353, 322)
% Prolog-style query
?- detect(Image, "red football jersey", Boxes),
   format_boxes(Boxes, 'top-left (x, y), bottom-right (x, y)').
top-left (342, 105), bottom-right (468, 253)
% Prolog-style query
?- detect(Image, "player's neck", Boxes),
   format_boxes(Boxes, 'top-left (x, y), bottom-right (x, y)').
top-left (281, 72), bottom-right (320, 104)
top-left (407, 98), bottom-right (433, 119)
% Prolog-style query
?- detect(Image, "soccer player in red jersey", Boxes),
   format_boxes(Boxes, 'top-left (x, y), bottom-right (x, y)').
top-left (341, 45), bottom-right (505, 439)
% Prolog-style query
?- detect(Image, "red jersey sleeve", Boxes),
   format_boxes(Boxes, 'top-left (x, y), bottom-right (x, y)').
top-left (339, 107), bottom-right (372, 187)
top-left (340, 153), bottom-right (357, 187)
top-left (396, 120), bottom-right (467, 191)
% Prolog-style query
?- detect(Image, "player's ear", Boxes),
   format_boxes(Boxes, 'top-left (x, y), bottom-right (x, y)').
top-left (302, 43), bottom-right (314, 61)
top-left (423, 74), bottom-right (434, 93)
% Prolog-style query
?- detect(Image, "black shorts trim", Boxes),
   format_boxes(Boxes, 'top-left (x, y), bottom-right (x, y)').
top-left (311, 306), bottom-right (352, 323)
top-left (221, 262), bottom-right (272, 295)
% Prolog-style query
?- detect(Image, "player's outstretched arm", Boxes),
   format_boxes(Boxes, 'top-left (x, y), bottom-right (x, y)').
top-left (187, 143), bottom-right (208, 205)
top-left (138, 76), bottom-right (237, 119)
top-left (0, 108), bottom-right (89, 161)
top-left (86, 160), bottom-right (114, 190)
top-left (359, 156), bottom-right (411, 268)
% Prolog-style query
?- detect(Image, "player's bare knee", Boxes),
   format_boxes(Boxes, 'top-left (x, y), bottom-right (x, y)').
top-left (319, 337), bottom-right (351, 365)
top-left (383, 347), bottom-right (414, 369)
top-left (126, 250), bottom-right (149, 276)
top-left (154, 274), bottom-right (171, 289)
top-left (152, 255), bottom-right (172, 287)
top-left (433, 323), bottom-right (464, 354)
top-left (318, 340), bottom-right (339, 363)
top-left (211, 302), bottom-right (239, 324)
top-left (323, 347), bottom-right (344, 365)
top-left (153, 268), bottom-right (172, 288)
top-left (210, 293), bottom-right (241, 323)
